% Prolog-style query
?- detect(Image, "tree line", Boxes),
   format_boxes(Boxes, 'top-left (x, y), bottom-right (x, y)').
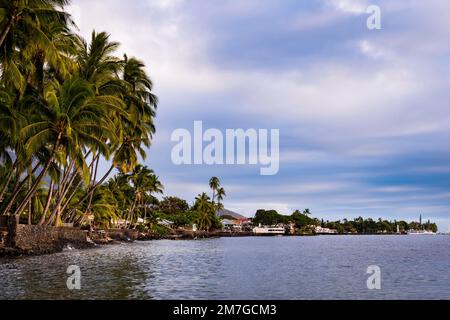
top-left (252, 209), bottom-right (438, 234)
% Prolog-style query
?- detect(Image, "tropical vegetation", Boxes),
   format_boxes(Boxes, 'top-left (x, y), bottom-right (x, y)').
top-left (252, 209), bottom-right (438, 234)
top-left (0, 1), bottom-right (190, 231)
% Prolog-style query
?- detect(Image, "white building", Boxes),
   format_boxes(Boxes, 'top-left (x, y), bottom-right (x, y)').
top-left (222, 219), bottom-right (242, 231)
top-left (253, 226), bottom-right (285, 235)
top-left (314, 226), bottom-right (338, 234)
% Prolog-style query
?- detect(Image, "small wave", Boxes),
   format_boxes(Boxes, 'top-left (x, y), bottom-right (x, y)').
top-left (63, 244), bottom-right (75, 251)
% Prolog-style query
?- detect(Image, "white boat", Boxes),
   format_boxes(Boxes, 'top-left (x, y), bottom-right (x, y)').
top-left (407, 230), bottom-right (436, 235)
top-left (253, 226), bottom-right (285, 235)
top-left (407, 214), bottom-right (436, 235)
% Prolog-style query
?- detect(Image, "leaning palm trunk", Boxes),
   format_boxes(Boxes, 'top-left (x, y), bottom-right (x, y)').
top-left (0, 160), bottom-right (18, 203)
top-left (27, 168), bottom-right (32, 225)
top-left (55, 154), bottom-right (98, 224)
top-left (13, 136), bottom-right (61, 216)
top-left (39, 180), bottom-right (55, 225)
top-left (84, 155), bottom-right (100, 216)
top-left (0, 17), bottom-right (14, 49)
top-left (2, 163), bottom-right (40, 215)
top-left (65, 165), bottom-right (115, 223)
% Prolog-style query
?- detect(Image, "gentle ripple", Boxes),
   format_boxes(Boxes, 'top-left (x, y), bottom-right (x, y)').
top-left (1, 236), bottom-right (450, 300)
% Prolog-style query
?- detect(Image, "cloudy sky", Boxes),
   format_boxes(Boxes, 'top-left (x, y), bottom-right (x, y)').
top-left (71, 0), bottom-right (450, 231)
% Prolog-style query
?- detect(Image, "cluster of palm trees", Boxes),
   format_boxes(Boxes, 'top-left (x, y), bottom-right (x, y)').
top-left (189, 177), bottom-right (226, 231)
top-left (0, 1), bottom-right (160, 228)
top-left (209, 177), bottom-right (225, 208)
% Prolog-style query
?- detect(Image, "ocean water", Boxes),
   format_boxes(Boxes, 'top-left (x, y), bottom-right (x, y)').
top-left (1, 235), bottom-right (449, 300)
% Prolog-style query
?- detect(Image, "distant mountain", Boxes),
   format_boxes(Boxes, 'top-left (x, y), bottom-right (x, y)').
top-left (217, 209), bottom-right (246, 220)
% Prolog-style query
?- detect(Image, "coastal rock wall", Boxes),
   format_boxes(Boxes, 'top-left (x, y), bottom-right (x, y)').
top-left (14, 225), bottom-right (89, 254)
top-left (0, 216), bottom-right (91, 256)
top-left (15, 225), bottom-right (60, 253)
top-left (106, 229), bottom-right (139, 241)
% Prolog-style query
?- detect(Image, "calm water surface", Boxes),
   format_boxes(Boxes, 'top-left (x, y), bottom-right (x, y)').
top-left (1, 236), bottom-right (450, 300)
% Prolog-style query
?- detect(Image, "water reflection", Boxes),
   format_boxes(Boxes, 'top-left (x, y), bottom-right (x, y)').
top-left (1, 236), bottom-right (450, 300)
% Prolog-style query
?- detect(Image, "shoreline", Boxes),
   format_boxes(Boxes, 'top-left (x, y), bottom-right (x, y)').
top-left (1, 226), bottom-right (427, 259)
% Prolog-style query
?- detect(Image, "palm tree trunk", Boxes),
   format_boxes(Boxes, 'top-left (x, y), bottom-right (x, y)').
top-left (49, 171), bottom-right (73, 225)
top-left (65, 165), bottom-right (115, 222)
top-left (59, 160), bottom-right (76, 196)
top-left (0, 160), bottom-right (18, 203)
top-left (143, 202), bottom-right (148, 224)
top-left (85, 155), bottom-right (100, 215)
top-left (127, 198), bottom-right (138, 230)
top-left (39, 180), bottom-right (54, 225)
top-left (0, 17), bottom-right (14, 49)
top-left (2, 162), bottom-right (40, 215)
top-left (13, 136), bottom-right (61, 216)
top-left (52, 153), bottom-right (97, 224)
top-left (27, 168), bottom-right (32, 225)
top-left (58, 179), bottom-right (84, 224)
top-left (28, 200), bottom-right (32, 225)
top-left (54, 203), bottom-right (61, 227)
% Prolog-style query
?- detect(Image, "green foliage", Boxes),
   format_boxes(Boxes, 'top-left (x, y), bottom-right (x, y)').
top-left (291, 209), bottom-right (316, 228)
top-left (158, 196), bottom-right (190, 215)
top-left (192, 192), bottom-right (222, 231)
top-left (146, 223), bottom-right (170, 236)
top-left (253, 209), bottom-right (290, 226)
top-left (321, 216), bottom-right (439, 234)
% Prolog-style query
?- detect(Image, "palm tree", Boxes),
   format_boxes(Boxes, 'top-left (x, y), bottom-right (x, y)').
top-left (216, 187), bottom-right (226, 210)
top-left (193, 193), bottom-right (215, 231)
top-left (75, 31), bottom-right (121, 91)
top-left (0, 89), bottom-right (24, 203)
top-left (86, 185), bottom-right (119, 229)
top-left (125, 165), bottom-right (163, 228)
top-left (0, 1), bottom-right (74, 96)
top-left (13, 76), bottom-right (121, 221)
top-left (0, 0), bottom-right (72, 49)
top-left (0, 3), bottom-right (162, 230)
top-left (209, 177), bottom-right (220, 203)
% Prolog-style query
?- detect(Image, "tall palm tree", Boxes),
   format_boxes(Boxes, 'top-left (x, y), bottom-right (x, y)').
top-left (209, 177), bottom-right (220, 203)
top-left (216, 187), bottom-right (226, 210)
top-left (111, 54), bottom-right (157, 174)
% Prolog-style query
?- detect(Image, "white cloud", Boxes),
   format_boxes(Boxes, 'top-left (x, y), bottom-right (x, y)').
top-left (358, 40), bottom-right (392, 60)
top-left (146, 0), bottom-right (184, 10)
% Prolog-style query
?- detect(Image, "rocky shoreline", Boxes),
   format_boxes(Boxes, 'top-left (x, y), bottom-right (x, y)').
top-left (0, 232), bottom-right (253, 258)
top-left (0, 216), bottom-right (413, 259)
top-left (0, 216), bottom-right (254, 258)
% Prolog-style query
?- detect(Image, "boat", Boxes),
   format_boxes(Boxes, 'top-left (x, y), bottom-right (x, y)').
top-left (406, 214), bottom-right (436, 235)
top-left (253, 226), bottom-right (285, 235)
top-left (407, 230), bottom-right (436, 235)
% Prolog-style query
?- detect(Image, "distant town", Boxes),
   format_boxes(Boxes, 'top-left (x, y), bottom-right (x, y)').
top-left (215, 209), bottom-right (439, 236)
